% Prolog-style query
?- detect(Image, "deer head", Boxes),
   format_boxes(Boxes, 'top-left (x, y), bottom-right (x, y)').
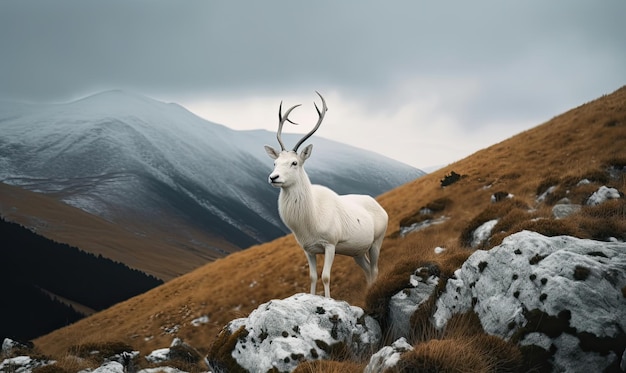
top-left (264, 92), bottom-right (328, 188)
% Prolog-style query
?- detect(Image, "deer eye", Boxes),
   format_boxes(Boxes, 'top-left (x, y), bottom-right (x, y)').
top-left (291, 161), bottom-right (298, 166)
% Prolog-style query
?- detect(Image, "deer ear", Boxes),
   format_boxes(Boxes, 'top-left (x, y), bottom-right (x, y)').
top-left (300, 144), bottom-right (313, 162)
top-left (264, 145), bottom-right (280, 159)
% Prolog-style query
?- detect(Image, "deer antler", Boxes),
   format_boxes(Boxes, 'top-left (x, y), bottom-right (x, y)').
top-left (292, 91), bottom-right (327, 152)
top-left (277, 101), bottom-right (301, 151)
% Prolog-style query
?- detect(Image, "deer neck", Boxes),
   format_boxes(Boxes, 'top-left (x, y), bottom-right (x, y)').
top-left (278, 172), bottom-right (315, 230)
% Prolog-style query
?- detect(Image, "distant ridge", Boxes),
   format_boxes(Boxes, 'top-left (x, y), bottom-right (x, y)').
top-left (0, 91), bottom-right (424, 279)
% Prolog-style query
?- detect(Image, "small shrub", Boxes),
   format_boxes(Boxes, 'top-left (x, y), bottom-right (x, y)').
top-left (440, 171), bottom-right (463, 187)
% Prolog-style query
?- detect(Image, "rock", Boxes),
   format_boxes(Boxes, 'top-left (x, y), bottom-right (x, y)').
top-left (586, 185), bottom-right (621, 205)
top-left (551, 203), bottom-right (581, 219)
top-left (364, 337), bottom-right (413, 373)
top-left (471, 219), bottom-right (498, 248)
top-left (207, 293), bottom-right (381, 373)
top-left (1, 338), bottom-right (33, 357)
top-left (84, 361), bottom-right (125, 373)
top-left (145, 338), bottom-right (200, 365)
top-left (433, 231), bottom-right (626, 372)
top-left (536, 185), bottom-right (557, 203)
top-left (491, 191), bottom-right (514, 203)
top-left (0, 355), bottom-right (56, 372)
top-left (388, 266), bottom-right (439, 340)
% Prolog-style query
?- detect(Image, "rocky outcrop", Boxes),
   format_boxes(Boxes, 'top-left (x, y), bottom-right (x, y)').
top-left (433, 231), bottom-right (626, 372)
top-left (364, 337), bottom-right (413, 373)
top-left (206, 293), bottom-right (381, 373)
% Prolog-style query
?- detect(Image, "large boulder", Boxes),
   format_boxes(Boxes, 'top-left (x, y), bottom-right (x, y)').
top-left (433, 231), bottom-right (626, 372)
top-left (207, 293), bottom-right (381, 373)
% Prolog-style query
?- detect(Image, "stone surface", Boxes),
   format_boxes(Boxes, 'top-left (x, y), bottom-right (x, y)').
top-left (551, 203), bottom-right (581, 219)
top-left (364, 337), bottom-right (413, 373)
top-left (586, 185), bottom-right (621, 205)
top-left (388, 266), bottom-right (439, 340)
top-left (433, 231), bottom-right (626, 372)
top-left (208, 293), bottom-right (381, 373)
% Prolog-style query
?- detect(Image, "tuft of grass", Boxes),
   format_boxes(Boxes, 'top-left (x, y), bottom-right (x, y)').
top-left (510, 218), bottom-right (584, 239)
top-left (206, 325), bottom-right (249, 373)
top-left (292, 359), bottom-right (364, 373)
top-left (395, 333), bottom-right (523, 373)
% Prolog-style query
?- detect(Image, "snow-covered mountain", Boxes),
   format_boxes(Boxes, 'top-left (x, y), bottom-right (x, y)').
top-left (0, 91), bottom-right (424, 252)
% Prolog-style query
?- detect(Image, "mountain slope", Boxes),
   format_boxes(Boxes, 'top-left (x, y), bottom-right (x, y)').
top-left (32, 85), bottom-right (625, 366)
top-left (0, 91), bottom-right (424, 278)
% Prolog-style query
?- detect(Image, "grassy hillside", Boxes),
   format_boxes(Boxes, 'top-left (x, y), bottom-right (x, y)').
top-left (0, 182), bottom-right (236, 280)
top-left (33, 85), bottom-right (626, 371)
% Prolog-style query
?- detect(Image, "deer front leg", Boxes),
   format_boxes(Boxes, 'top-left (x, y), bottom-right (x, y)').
top-left (321, 244), bottom-right (336, 298)
top-left (304, 251), bottom-right (318, 295)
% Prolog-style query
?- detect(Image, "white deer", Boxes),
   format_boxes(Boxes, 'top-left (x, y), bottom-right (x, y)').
top-left (264, 92), bottom-right (388, 298)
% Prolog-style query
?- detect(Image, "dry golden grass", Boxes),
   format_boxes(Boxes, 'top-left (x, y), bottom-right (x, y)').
top-left (0, 182), bottom-right (237, 280)
top-left (29, 85), bottom-right (626, 371)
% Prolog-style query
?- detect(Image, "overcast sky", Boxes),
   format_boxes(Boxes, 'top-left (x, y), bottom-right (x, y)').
top-left (1, 1), bottom-right (625, 169)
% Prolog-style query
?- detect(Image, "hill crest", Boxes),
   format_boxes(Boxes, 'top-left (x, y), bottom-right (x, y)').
top-left (30, 85), bottom-right (626, 370)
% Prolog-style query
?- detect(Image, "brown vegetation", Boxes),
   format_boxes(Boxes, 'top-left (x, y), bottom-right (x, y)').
top-left (24, 85), bottom-right (626, 371)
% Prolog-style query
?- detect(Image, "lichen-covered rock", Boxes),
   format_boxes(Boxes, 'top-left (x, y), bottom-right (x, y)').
top-left (433, 231), bottom-right (626, 372)
top-left (0, 355), bottom-right (56, 372)
top-left (364, 337), bottom-right (413, 373)
top-left (586, 185), bottom-right (621, 205)
top-left (387, 266), bottom-right (439, 340)
top-left (145, 338), bottom-right (200, 366)
top-left (207, 293), bottom-right (381, 373)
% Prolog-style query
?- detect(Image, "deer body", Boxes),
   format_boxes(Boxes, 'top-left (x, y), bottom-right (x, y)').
top-left (265, 93), bottom-right (388, 298)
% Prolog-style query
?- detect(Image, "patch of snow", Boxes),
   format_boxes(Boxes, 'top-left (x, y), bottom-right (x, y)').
top-left (576, 178), bottom-right (591, 186)
top-left (400, 216), bottom-right (448, 237)
top-left (434, 246), bottom-right (446, 254)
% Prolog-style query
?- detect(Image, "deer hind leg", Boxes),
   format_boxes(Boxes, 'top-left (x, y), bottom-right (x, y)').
top-left (368, 236), bottom-right (383, 284)
top-left (353, 255), bottom-right (372, 283)
top-left (305, 252), bottom-right (318, 295)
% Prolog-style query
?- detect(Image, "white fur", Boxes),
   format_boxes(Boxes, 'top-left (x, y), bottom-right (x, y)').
top-left (265, 144), bottom-right (388, 298)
